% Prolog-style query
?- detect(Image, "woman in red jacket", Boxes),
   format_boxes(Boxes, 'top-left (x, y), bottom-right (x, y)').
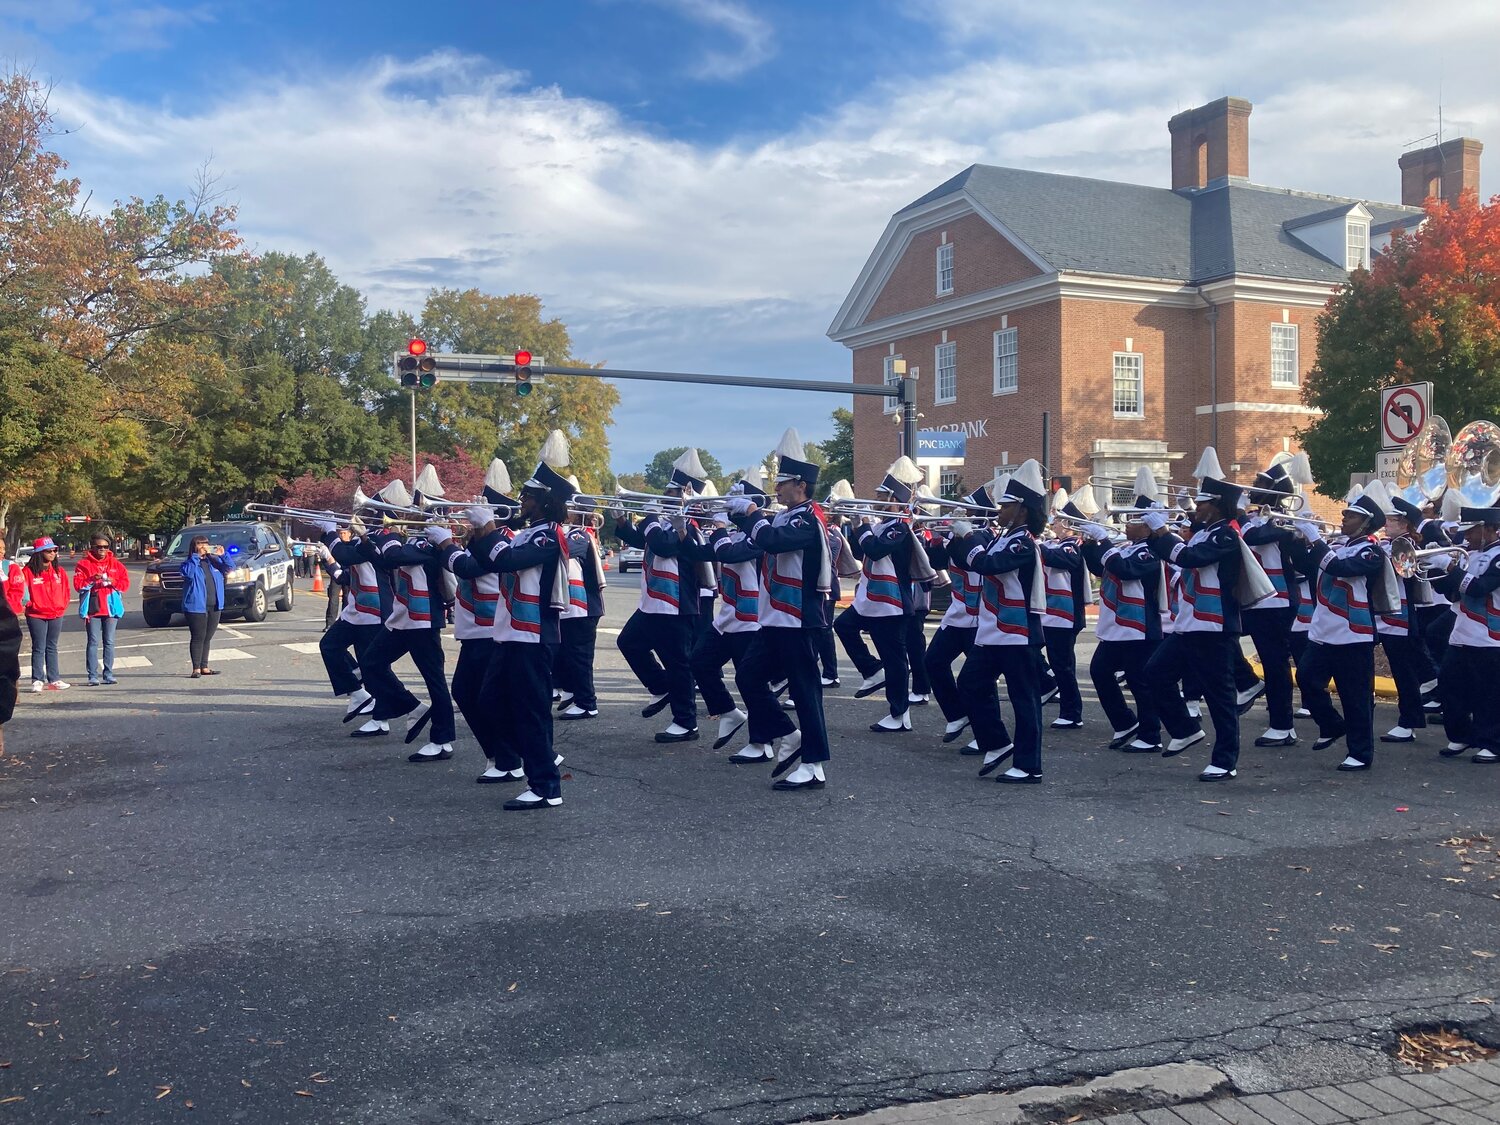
top-left (73, 533), bottom-right (130, 686)
top-left (0, 535), bottom-right (24, 616)
top-left (23, 537), bottom-right (71, 691)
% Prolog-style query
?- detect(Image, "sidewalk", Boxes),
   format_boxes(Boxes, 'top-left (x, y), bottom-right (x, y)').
top-left (834, 1058), bottom-right (1500, 1125)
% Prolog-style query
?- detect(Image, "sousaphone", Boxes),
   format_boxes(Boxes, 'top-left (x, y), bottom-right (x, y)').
top-left (1395, 415), bottom-right (1452, 504)
top-left (1446, 420), bottom-right (1500, 507)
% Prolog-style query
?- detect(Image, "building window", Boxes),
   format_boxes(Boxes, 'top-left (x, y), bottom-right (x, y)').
top-left (936, 243), bottom-right (954, 295)
top-left (1270, 323), bottom-right (1299, 388)
top-left (934, 342), bottom-right (957, 404)
top-left (882, 354), bottom-right (902, 414)
top-left (1111, 484), bottom-right (1134, 510)
top-left (993, 327), bottom-right (1018, 395)
top-left (939, 469), bottom-right (959, 496)
top-left (1112, 352), bottom-right (1143, 417)
top-left (1346, 222), bottom-right (1369, 270)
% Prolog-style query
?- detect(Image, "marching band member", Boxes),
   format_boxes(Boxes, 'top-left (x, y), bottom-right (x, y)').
top-left (1039, 488), bottom-right (1089, 729)
top-left (317, 515), bottom-right (389, 724)
top-left (1239, 457), bottom-right (1301, 747)
top-left (353, 481), bottom-right (458, 761)
top-left (1141, 450), bottom-right (1254, 781)
top-left (726, 429), bottom-right (833, 789)
top-left (1389, 495), bottom-right (1444, 718)
top-left (1286, 483), bottom-right (1393, 772)
top-left (835, 456), bottom-right (924, 733)
top-left (693, 476), bottom-right (766, 755)
top-left (951, 459), bottom-right (1049, 784)
top-left (1377, 497), bottom-right (1437, 743)
top-left (923, 480), bottom-right (1001, 747)
top-left (820, 480), bottom-right (862, 686)
top-left (1431, 505), bottom-right (1500, 764)
top-left (907, 485), bottom-right (943, 707)
top-left (613, 448), bottom-right (710, 743)
top-left (1079, 504), bottom-right (1166, 754)
top-left (448, 435), bottom-right (573, 810)
top-left (556, 483), bottom-right (606, 721)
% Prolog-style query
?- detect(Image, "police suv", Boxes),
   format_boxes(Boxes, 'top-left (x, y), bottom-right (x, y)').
top-left (140, 521), bottom-right (296, 627)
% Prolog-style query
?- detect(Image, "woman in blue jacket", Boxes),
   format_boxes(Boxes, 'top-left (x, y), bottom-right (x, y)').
top-left (181, 536), bottom-right (231, 678)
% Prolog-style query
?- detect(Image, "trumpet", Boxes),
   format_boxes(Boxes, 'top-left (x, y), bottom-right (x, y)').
top-left (242, 502), bottom-right (484, 530)
top-left (1390, 540), bottom-right (1468, 579)
top-left (1049, 512), bottom-right (1128, 542)
top-left (1266, 514), bottom-right (1341, 534)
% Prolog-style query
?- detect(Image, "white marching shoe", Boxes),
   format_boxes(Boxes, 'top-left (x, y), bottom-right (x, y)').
top-left (1163, 730), bottom-right (1206, 757)
top-left (350, 719), bottom-right (390, 738)
top-left (853, 673), bottom-right (886, 698)
top-left (908, 693), bottom-right (929, 705)
top-left (977, 744), bottom-right (1015, 777)
top-left (770, 730), bottom-right (802, 778)
top-left (1474, 749), bottom-right (1498, 764)
top-left (730, 741), bottom-right (774, 764)
top-left (869, 712), bottom-right (912, 733)
top-left (1199, 765), bottom-right (1236, 781)
top-left (943, 717), bottom-right (970, 743)
top-left (714, 708), bottom-right (747, 749)
top-left (344, 687), bottom-right (373, 717)
top-left (1380, 725), bottom-right (1415, 743)
top-left (1185, 702), bottom-right (1202, 719)
top-left (559, 703), bottom-right (598, 720)
top-left (773, 762), bottom-right (825, 790)
top-left (1441, 741), bottom-right (1470, 757)
top-left (476, 762), bottom-right (525, 784)
top-left (504, 789), bottom-right (562, 811)
top-left (407, 742), bottom-right (454, 763)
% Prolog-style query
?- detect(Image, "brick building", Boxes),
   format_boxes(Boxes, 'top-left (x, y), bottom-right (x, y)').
top-left (828, 96), bottom-right (1483, 508)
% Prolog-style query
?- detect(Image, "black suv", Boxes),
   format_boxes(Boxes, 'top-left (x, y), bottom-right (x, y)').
top-left (140, 521), bottom-right (296, 627)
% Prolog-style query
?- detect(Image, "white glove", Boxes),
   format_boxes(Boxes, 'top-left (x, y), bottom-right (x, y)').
top-left (725, 496), bottom-right (754, 516)
top-left (319, 544), bottom-right (334, 562)
top-left (1142, 510), bottom-right (1168, 532)
top-left (424, 524), bottom-right (453, 546)
top-left (949, 519), bottom-right (973, 539)
top-left (1295, 519), bottom-right (1323, 543)
top-left (1083, 522), bottom-right (1112, 542)
top-left (669, 513), bottom-right (687, 533)
top-left (313, 519), bottom-right (338, 535)
top-left (713, 512), bottom-right (730, 528)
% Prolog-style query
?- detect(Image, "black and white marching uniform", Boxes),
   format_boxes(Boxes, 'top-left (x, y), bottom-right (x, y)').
top-left (554, 521), bottom-right (606, 719)
top-left (615, 511), bottom-right (701, 736)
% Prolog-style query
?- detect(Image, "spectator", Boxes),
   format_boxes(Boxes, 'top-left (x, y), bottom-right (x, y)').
top-left (22, 537), bottom-right (71, 691)
top-left (74, 533), bottom-right (130, 686)
top-left (181, 535), bottom-right (230, 679)
top-left (0, 534), bottom-right (24, 615)
top-left (0, 587), bottom-right (19, 754)
top-left (291, 538), bottom-right (306, 579)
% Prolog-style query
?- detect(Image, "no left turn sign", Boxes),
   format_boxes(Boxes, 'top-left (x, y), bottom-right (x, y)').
top-left (1380, 383), bottom-right (1431, 449)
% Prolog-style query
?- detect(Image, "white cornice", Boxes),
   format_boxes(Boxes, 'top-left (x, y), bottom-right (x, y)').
top-left (1197, 275), bottom-right (1339, 308)
top-left (1194, 402), bottom-right (1323, 416)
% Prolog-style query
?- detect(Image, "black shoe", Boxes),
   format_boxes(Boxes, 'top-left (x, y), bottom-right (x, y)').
top-left (1336, 759), bottom-right (1372, 772)
top-left (1119, 740), bottom-right (1162, 754)
top-left (977, 746), bottom-right (1015, 777)
top-left (1253, 733), bottom-right (1298, 747)
top-left (641, 694), bottom-right (671, 718)
top-left (1379, 732), bottom-right (1417, 743)
top-left (407, 747), bottom-right (453, 763)
top-left (403, 705), bottom-right (432, 745)
top-left (503, 792), bottom-right (562, 811)
top-left (476, 769), bottom-right (525, 784)
top-left (942, 720), bottom-right (971, 744)
top-left (558, 706), bottom-right (599, 721)
top-left (1236, 682), bottom-right (1266, 715)
top-left (729, 747), bottom-right (773, 765)
top-left (342, 695), bottom-right (376, 724)
top-left (654, 727), bottom-right (700, 744)
top-left (853, 678), bottom-right (886, 699)
top-left (820, 678), bottom-right (840, 688)
top-left (958, 741), bottom-right (984, 756)
top-left (772, 773), bottom-right (825, 791)
top-left (1049, 718), bottom-right (1083, 730)
top-left (1198, 768), bottom-right (1237, 782)
top-left (1312, 730), bottom-right (1346, 751)
top-left (1107, 723), bottom-right (1140, 750)
top-left (996, 769), bottom-right (1042, 784)
top-left (1039, 687), bottom-right (1059, 705)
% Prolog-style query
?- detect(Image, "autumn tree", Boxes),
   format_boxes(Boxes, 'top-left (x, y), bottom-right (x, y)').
top-left (1301, 191), bottom-right (1500, 495)
top-left (820, 407), bottom-right (855, 485)
top-left (642, 447), bottom-right (726, 492)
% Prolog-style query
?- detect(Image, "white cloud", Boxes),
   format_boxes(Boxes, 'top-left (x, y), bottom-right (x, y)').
top-left (649, 0), bottom-right (776, 80)
top-left (40, 5), bottom-right (1500, 470)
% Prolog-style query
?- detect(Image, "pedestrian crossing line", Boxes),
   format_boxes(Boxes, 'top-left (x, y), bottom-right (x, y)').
top-left (205, 648), bottom-right (256, 661)
top-left (113, 656), bottom-right (154, 669)
top-left (219, 625), bottom-right (252, 640)
top-left (282, 642), bottom-right (324, 654)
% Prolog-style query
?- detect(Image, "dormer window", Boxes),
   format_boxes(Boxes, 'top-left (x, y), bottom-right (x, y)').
top-left (1346, 221), bottom-right (1369, 271)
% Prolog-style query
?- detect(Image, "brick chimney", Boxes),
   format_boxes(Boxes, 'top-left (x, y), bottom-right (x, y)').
top-left (1399, 137), bottom-right (1483, 207)
top-left (1168, 97), bottom-right (1253, 192)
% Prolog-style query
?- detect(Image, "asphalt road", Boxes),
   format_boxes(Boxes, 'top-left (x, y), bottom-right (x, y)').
top-left (3, 571), bottom-right (1499, 1124)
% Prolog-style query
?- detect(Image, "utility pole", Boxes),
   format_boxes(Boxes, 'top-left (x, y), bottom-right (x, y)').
top-left (410, 389), bottom-right (418, 484)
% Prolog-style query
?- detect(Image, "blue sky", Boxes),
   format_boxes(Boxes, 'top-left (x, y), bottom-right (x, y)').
top-left (7, 0), bottom-right (1498, 476)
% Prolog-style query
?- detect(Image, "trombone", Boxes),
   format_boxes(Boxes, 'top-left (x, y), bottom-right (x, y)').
top-left (1390, 540), bottom-right (1468, 579)
top-left (1266, 513), bottom-right (1341, 534)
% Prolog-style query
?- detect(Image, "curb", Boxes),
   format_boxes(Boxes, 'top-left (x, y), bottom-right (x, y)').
top-left (1248, 659), bottom-right (1401, 702)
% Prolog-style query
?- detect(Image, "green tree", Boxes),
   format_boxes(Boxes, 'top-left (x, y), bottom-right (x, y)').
top-left (820, 407), bottom-right (854, 485)
top-left (413, 289), bottom-right (618, 493)
top-left (643, 447), bottom-right (725, 491)
top-left (1300, 191), bottom-right (1500, 495)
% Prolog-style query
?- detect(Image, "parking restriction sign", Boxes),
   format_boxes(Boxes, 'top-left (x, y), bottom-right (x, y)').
top-left (1380, 382), bottom-right (1431, 449)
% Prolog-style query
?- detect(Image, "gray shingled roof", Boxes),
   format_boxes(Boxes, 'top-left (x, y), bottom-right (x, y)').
top-left (898, 164), bottom-right (1425, 285)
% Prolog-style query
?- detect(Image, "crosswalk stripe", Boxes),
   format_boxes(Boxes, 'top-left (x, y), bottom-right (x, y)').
top-left (112, 655), bottom-right (153, 669)
top-left (205, 648), bottom-right (256, 661)
top-left (282, 642), bottom-right (324, 654)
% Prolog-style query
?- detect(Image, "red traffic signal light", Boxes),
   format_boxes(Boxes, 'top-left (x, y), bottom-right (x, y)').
top-left (514, 349), bottom-right (532, 367)
top-left (408, 338), bottom-right (428, 356)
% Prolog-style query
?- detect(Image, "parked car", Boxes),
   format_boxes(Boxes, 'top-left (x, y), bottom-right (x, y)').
top-left (140, 521), bottom-right (296, 627)
top-left (617, 547), bottom-right (645, 573)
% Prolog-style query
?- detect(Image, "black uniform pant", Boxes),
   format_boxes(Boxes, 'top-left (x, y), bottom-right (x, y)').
top-left (1439, 645), bottom-right (1500, 751)
top-left (554, 616), bottom-right (600, 711)
top-left (924, 624), bottom-right (975, 722)
top-left (1416, 604), bottom-right (1452, 674)
top-left (481, 640), bottom-right (559, 797)
top-left (324, 584), bottom-right (341, 631)
top-left (1297, 640), bottom-right (1375, 765)
top-left (737, 627), bottom-right (829, 763)
top-left (1288, 631), bottom-right (1311, 710)
top-left (319, 619), bottom-right (379, 697)
top-left (363, 626), bottom-right (456, 744)
top-left (957, 642), bottom-right (1042, 774)
top-left (1042, 626), bottom-right (1083, 722)
top-left (617, 609), bottom-right (697, 728)
top-left (1090, 637), bottom-right (1161, 743)
top-left (1243, 606), bottom-right (1295, 729)
top-left (1379, 631), bottom-right (1429, 729)
top-left (1144, 631), bottom-right (1240, 771)
top-left (1232, 646), bottom-right (1260, 693)
top-left (834, 607), bottom-right (909, 717)
top-left (691, 626), bottom-right (753, 716)
top-left (816, 626), bottom-right (838, 681)
top-left (906, 611), bottom-right (931, 694)
top-left (185, 610), bottom-right (219, 670)
top-left (453, 639), bottom-right (521, 770)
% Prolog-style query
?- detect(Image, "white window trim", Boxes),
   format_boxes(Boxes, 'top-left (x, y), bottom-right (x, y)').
top-left (882, 354), bottom-right (902, 414)
top-left (934, 341), bottom-right (957, 405)
top-left (1112, 351), bottom-right (1144, 419)
top-left (1346, 221), bottom-right (1370, 271)
top-left (935, 242), bottom-right (954, 296)
top-left (1270, 323), bottom-right (1299, 389)
top-left (992, 327), bottom-right (1018, 397)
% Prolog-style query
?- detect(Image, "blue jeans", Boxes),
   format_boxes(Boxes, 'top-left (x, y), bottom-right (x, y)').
top-left (26, 615), bottom-right (63, 684)
top-left (86, 616), bottom-right (120, 682)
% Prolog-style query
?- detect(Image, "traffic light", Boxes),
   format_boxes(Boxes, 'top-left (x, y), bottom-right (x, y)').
top-left (513, 349), bottom-right (533, 396)
top-left (397, 338), bottom-right (437, 388)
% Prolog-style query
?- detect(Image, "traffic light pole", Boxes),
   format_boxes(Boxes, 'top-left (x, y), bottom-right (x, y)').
top-left (410, 389), bottom-right (418, 484)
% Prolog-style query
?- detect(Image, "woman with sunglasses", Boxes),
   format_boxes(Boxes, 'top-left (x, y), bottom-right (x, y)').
top-left (23, 537), bottom-right (72, 691)
top-left (181, 536), bottom-right (231, 678)
top-left (73, 534), bottom-right (131, 685)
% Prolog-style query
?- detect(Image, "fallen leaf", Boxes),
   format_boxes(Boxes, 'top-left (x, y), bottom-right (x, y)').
top-left (241, 1079), bottom-right (252, 1088)
top-left (0, 1096), bottom-right (23, 1105)
top-left (184, 1101), bottom-right (194, 1110)
top-left (507, 983), bottom-right (518, 992)
top-left (1472, 951), bottom-right (1497, 959)
top-left (1318, 939), bottom-right (1339, 944)
top-left (1287, 865), bottom-right (1311, 872)
top-left (1372, 943), bottom-right (1400, 953)
top-left (106, 1066), bottom-right (118, 1077)
top-left (155, 1087), bottom-right (172, 1100)
top-left (295, 1089), bottom-right (314, 1097)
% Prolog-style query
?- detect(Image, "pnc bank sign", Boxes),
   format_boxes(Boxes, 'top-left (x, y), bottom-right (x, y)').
top-left (916, 419), bottom-right (987, 461)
